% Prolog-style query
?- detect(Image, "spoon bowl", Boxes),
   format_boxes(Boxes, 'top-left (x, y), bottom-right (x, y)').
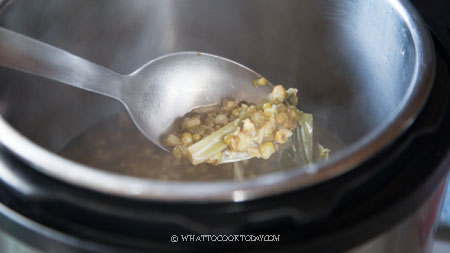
top-left (0, 28), bottom-right (272, 150)
top-left (124, 52), bottom-right (272, 150)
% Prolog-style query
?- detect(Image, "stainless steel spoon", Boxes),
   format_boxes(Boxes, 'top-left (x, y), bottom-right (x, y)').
top-left (0, 27), bottom-right (272, 151)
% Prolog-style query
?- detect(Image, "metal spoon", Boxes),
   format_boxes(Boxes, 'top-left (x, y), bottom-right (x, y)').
top-left (0, 27), bottom-right (272, 151)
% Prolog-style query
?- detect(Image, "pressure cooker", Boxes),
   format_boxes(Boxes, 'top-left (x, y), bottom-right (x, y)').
top-left (0, 0), bottom-right (449, 252)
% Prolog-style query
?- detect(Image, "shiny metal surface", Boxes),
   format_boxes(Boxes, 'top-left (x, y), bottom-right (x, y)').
top-left (0, 28), bottom-right (271, 150)
top-left (0, 0), bottom-right (435, 201)
top-left (349, 178), bottom-right (447, 253)
top-left (0, 232), bottom-right (41, 253)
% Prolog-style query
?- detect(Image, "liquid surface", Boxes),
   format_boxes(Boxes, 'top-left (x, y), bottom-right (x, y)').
top-left (60, 111), bottom-right (344, 181)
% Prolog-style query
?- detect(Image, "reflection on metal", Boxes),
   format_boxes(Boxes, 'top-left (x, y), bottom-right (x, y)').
top-left (0, 231), bottom-right (41, 253)
top-left (349, 180), bottom-right (447, 253)
top-left (234, 162), bottom-right (244, 181)
top-left (0, 1), bottom-right (13, 12)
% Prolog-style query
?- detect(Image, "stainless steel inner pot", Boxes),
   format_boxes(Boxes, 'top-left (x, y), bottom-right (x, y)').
top-left (0, 0), bottom-right (435, 202)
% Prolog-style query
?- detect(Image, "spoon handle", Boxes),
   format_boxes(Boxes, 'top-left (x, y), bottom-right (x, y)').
top-left (0, 27), bottom-right (124, 99)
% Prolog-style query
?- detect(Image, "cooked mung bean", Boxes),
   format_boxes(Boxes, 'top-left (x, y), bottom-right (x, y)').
top-left (164, 84), bottom-right (317, 165)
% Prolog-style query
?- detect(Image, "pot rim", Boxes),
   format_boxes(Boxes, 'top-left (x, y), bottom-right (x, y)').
top-left (0, 0), bottom-right (436, 202)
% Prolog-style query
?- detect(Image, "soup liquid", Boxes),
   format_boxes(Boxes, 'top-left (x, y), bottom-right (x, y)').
top-left (60, 111), bottom-right (343, 181)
